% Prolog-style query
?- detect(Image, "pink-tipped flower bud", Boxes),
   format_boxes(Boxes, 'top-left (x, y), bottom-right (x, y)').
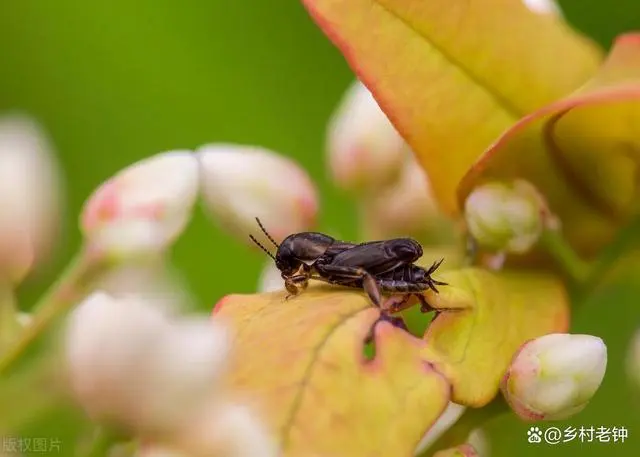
top-left (327, 80), bottom-right (407, 194)
top-left (80, 151), bottom-right (199, 260)
top-left (0, 115), bottom-right (62, 283)
top-left (65, 291), bottom-right (232, 437)
top-left (501, 333), bottom-right (607, 421)
top-left (198, 143), bottom-right (318, 247)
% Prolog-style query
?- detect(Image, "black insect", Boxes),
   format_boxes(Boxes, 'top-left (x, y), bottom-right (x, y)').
top-left (249, 218), bottom-right (447, 340)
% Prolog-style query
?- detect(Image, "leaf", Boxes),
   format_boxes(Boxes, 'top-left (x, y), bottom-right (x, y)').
top-left (458, 33), bottom-right (640, 261)
top-left (421, 268), bottom-right (570, 407)
top-left (212, 285), bottom-right (451, 457)
top-left (302, 0), bottom-right (603, 215)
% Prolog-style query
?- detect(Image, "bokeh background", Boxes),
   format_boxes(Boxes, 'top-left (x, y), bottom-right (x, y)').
top-left (0, 1), bottom-right (639, 456)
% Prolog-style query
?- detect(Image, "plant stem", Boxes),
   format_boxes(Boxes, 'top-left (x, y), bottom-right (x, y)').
top-left (539, 228), bottom-right (592, 285)
top-left (417, 398), bottom-right (510, 457)
top-left (0, 246), bottom-right (104, 375)
top-left (585, 213), bottom-right (640, 290)
top-left (0, 281), bottom-right (18, 351)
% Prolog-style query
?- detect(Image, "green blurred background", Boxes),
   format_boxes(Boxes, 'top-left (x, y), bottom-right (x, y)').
top-left (0, 1), bottom-right (639, 456)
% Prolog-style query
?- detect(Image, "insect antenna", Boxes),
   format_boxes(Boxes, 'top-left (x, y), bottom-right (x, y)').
top-left (255, 217), bottom-right (279, 247)
top-left (249, 234), bottom-right (276, 261)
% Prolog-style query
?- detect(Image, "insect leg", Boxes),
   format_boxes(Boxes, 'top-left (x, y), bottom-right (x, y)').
top-left (364, 312), bottom-right (408, 345)
top-left (284, 274), bottom-right (309, 300)
top-left (315, 264), bottom-right (383, 307)
top-left (381, 294), bottom-right (412, 314)
top-left (416, 293), bottom-right (435, 313)
top-left (424, 259), bottom-right (448, 292)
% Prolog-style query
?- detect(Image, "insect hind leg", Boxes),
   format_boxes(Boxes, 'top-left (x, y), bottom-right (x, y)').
top-left (364, 312), bottom-right (408, 345)
top-left (315, 264), bottom-right (383, 308)
top-left (377, 279), bottom-right (440, 314)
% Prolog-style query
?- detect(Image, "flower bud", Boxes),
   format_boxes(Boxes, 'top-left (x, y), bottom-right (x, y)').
top-left (65, 291), bottom-right (232, 437)
top-left (89, 261), bottom-right (195, 313)
top-left (523, 0), bottom-right (562, 16)
top-left (0, 114), bottom-right (62, 283)
top-left (173, 402), bottom-right (279, 457)
top-left (501, 333), bottom-right (607, 421)
top-left (359, 154), bottom-right (454, 241)
top-left (257, 260), bottom-right (284, 293)
top-left (80, 151), bottom-right (199, 260)
top-left (464, 180), bottom-right (546, 254)
top-left (327, 80), bottom-right (407, 194)
top-left (198, 143), bottom-right (318, 247)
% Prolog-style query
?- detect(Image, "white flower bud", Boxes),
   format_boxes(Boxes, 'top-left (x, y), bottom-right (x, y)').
top-left (359, 154), bottom-right (450, 240)
top-left (80, 151), bottom-right (199, 260)
top-left (0, 114), bottom-right (63, 283)
top-left (464, 180), bottom-right (546, 254)
top-left (89, 261), bottom-right (195, 313)
top-left (523, 0), bottom-right (562, 16)
top-left (501, 333), bottom-right (607, 421)
top-left (626, 329), bottom-right (640, 390)
top-left (65, 292), bottom-right (232, 437)
top-left (327, 80), bottom-right (406, 193)
top-left (198, 143), bottom-right (318, 247)
top-left (174, 402), bottom-right (279, 457)
top-left (257, 260), bottom-right (284, 293)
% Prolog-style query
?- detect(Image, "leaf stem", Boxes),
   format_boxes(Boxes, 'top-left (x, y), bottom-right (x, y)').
top-left (417, 398), bottom-right (509, 457)
top-left (0, 246), bottom-right (105, 374)
top-left (539, 228), bottom-right (591, 284)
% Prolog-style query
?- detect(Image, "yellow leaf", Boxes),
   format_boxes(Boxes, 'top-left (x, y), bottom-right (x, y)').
top-left (459, 33), bottom-right (640, 260)
top-left (213, 285), bottom-right (451, 457)
top-left (302, 0), bottom-right (603, 214)
top-left (421, 268), bottom-right (570, 407)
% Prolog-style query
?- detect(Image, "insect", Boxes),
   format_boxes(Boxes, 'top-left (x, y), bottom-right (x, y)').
top-left (249, 218), bottom-right (447, 339)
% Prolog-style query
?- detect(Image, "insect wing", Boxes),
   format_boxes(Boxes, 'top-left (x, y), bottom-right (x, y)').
top-left (329, 240), bottom-right (410, 275)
